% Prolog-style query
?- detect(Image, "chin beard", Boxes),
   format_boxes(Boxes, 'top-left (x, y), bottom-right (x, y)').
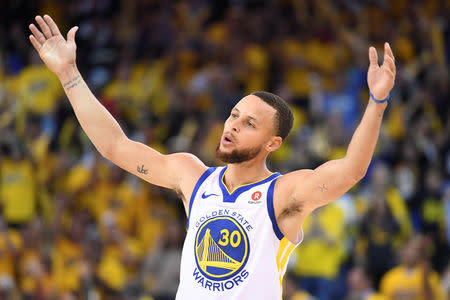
top-left (215, 143), bottom-right (262, 164)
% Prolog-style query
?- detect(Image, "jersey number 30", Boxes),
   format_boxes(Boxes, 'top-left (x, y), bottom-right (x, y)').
top-left (218, 229), bottom-right (241, 247)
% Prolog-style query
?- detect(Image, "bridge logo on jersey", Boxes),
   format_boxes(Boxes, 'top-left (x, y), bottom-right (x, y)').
top-left (194, 216), bottom-right (250, 281)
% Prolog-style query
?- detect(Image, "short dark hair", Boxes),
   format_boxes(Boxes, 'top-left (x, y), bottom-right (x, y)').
top-left (251, 91), bottom-right (293, 140)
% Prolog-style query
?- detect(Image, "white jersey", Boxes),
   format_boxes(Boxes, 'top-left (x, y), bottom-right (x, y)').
top-left (176, 166), bottom-right (302, 300)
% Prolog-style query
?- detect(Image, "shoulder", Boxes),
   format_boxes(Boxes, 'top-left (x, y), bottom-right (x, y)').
top-left (275, 169), bottom-right (314, 187)
top-left (273, 169), bottom-right (314, 210)
top-left (167, 152), bottom-right (205, 164)
top-left (382, 265), bottom-right (402, 279)
top-left (166, 152), bottom-right (208, 176)
top-left (380, 266), bottom-right (402, 292)
top-left (166, 153), bottom-right (209, 203)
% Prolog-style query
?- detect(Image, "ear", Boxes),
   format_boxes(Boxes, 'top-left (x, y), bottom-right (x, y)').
top-left (265, 136), bottom-right (282, 152)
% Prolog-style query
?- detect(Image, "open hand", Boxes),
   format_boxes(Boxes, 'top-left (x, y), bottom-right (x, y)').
top-left (367, 42), bottom-right (396, 101)
top-left (29, 15), bottom-right (78, 76)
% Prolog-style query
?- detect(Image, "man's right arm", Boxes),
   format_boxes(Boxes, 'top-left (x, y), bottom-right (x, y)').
top-left (58, 66), bottom-right (207, 192)
top-left (29, 15), bottom-right (207, 203)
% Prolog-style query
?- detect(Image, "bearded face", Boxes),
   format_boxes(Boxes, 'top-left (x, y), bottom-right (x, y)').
top-left (216, 94), bottom-right (282, 164)
top-left (215, 143), bottom-right (262, 164)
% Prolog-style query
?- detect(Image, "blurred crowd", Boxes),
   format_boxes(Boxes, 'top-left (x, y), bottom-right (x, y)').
top-left (0, 0), bottom-right (449, 299)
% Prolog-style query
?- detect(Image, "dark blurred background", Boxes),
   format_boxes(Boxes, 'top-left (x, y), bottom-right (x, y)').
top-left (0, 0), bottom-right (449, 299)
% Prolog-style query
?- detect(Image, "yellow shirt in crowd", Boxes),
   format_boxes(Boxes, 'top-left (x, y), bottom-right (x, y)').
top-left (0, 159), bottom-right (36, 224)
top-left (51, 237), bottom-right (83, 293)
top-left (292, 203), bottom-right (345, 279)
top-left (13, 64), bottom-right (62, 115)
top-left (0, 229), bottom-right (22, 278)
top-left (380, 265), bottom-right (446, 300)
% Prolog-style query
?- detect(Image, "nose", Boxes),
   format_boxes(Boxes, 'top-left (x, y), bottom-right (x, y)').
top-left (230, 118), bottom-right (239, 133)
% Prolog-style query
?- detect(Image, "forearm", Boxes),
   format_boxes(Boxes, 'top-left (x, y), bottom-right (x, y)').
top-left (345, 99), bottom-right (387, 178)
top-left (58, 65), bottom-right (125, 156)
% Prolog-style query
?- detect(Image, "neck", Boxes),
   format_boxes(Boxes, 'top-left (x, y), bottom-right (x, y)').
top-left (223, 159), bottom-right (273, 192)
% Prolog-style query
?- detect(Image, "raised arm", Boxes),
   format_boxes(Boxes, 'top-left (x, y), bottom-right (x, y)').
top-left (276, 43), bottom-right (396, 242)
top-left (28, 15), bottom-right (207, 205)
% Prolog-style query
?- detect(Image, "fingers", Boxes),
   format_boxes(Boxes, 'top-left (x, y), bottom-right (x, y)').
top-left (29, 23), bottom-right (46, 44)
top-left (369, 43), bottom-right (396, 75)
top-left (383, 65), bottom-right (395, 79)
top-left (369, 46), bottom-right (379, 67)
top-left (43, 15), bottom-right (61, 36)
top-left (29, 35), bottom-right (42, 51)
top-left (29, 15), bottom-right (68, 51)
top-left (383, 42), bottom-right (396, 77)
top-left (384, 42), bottom-right (395, 63)
top-left (384, 55), bottom-right (396, 76)
top-left (67, 26), bottom-right (79, 44)
top-left (35, 15), bottom-right (53, 39)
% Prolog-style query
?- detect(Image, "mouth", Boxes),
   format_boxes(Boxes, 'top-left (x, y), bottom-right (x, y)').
top-left (222, 134), bottom-right (235, 146)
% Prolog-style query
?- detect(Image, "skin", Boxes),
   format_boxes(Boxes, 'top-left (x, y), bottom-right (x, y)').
top-left (28, 15), bottom-right (396, 243)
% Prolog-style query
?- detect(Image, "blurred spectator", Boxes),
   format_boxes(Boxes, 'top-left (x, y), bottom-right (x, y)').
top-left (0, 141), bottom-right (37, 227)
top-left (283, 272), bottom-right (316, 300)
top-left (13, 53), bottom-right (62, 116)
top-left (441, 264), bottom-right (450, 300)
top-left (51, 208), bottom-right (85, 296)
top-left (358, 163), bottom-right (412, 249)
top-left (19, 219), bottom-right (52, 300)
top-left (379, 236), bottom-right (446, 300)
top-left (0, 215), bottom-right (22, 295)
top-left (445, 184), bottom-right (450, 245)
top-left (346, 265), bottom-right (387, 300)
top-left (357, 192), bottom-right (400, 289)
top-left (291, 203), bottom-right (346, 300)
top-left (140, 219), bottom-right (184, 300)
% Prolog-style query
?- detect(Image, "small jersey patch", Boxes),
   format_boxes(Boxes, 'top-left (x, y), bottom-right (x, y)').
top-left (251, 191), bottom-right (261, 201)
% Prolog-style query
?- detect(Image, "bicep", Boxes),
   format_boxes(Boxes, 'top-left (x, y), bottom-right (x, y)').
top-left (288, 158), bottom-right (360, 213)
top-left (105, 136), bottom-right (206, 191)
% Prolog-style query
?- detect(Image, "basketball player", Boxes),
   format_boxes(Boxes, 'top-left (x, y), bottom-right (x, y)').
top-left (28, 15), bottom-right (395, 299)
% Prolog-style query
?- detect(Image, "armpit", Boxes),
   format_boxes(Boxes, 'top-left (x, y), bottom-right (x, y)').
top-left (279, 196), bottom-right (303, 218)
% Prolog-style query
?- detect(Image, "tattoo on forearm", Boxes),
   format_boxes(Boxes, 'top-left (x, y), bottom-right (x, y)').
top-left (137, 164), bottom-right (148, 174)
top-left (63, 75), bottom-right (81, 91)
top-left (318, 184), bottom-right (328, 192)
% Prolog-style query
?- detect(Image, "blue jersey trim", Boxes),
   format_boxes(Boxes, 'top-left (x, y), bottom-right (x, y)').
top-left (219, 166), bottom-right (280, 203)
top-left (186, 167), bottom-right (216, 230)
top-left (267, 177), bottom-right (284, 240)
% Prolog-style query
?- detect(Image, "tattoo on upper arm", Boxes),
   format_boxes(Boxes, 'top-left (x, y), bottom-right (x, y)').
top-left (318, 184), bottom-right (328, 192)
top-left (137, 164), bottom-right (148, 174)
top-left (63, 75), bottom-right (81, 91)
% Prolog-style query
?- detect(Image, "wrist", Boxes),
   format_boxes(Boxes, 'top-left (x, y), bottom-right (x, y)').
top-left (57, 64), bottom-right (79, 83)
top-left (369, 91), bottom-right (390, 103)
top-left (368, 96), bottom-right (388, 111)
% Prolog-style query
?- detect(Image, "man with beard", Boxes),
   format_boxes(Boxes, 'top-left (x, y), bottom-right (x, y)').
top-left (28, 15), bottom-right (396, 300)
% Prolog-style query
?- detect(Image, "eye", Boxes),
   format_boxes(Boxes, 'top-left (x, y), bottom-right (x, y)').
top-left (247, 121), bottom-right (255, 128)
top-left (231, 113), bottom-right (238, 119)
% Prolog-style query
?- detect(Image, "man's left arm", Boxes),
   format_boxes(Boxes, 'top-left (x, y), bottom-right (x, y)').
top-left (278, 42), bottom-right (396, 220)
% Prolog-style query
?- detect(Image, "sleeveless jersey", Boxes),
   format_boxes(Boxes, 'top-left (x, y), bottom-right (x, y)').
top-left (176, 166), bottom-right (303, 300)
